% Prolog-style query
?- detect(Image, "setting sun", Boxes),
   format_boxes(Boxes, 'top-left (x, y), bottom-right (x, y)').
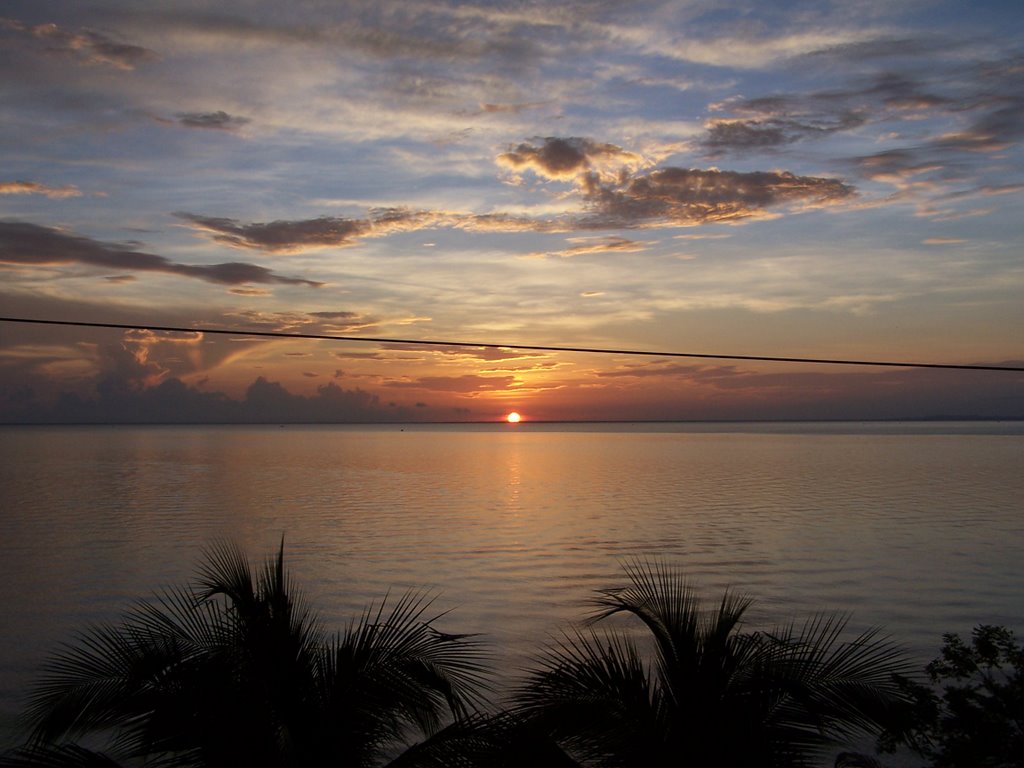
top-left (506, 411), bottom-right (521, 424)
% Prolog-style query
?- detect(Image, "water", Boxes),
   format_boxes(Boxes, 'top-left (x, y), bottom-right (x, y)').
top-left (2, 421), bottom-right (1023, 751)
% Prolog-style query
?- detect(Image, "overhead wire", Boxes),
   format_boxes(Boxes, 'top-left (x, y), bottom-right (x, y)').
top-left (2, 316), bottom-right (1022, 372)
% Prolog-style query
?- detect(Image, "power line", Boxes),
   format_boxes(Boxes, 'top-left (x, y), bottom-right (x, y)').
top-left (1, 315), bottom-right (1022, 372)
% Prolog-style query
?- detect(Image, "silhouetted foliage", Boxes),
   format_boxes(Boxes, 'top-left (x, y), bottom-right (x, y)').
top-left (0, 744), bottom-right (123, 768)
top-left (881, 624), bottom-right (1024, 767)
top-left (512, 558), bottom-right (914, 768)
top-left (1, 541), bottom-right (492, 768)
top-left (3, 550), bottom-right (934, 768)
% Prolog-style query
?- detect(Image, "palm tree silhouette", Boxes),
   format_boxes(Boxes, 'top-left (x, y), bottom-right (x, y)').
top-left (512, 559), bottom-right (912, 768)
top-left (4, 541), bottom-right (491, 768)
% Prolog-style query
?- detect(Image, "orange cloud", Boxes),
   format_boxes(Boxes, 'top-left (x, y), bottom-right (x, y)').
top-left (0, 180), bottom-right (82, 199)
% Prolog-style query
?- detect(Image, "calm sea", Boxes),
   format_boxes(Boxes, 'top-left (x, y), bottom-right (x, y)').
top-left (2, 421), bottom-right (1023, 749)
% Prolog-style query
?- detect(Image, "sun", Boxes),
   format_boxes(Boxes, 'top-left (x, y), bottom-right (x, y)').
top-left (505, 411), bottom-right (521, 424)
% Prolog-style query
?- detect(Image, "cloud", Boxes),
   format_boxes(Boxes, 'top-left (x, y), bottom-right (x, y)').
top-left (0, 221), bottom-right (322, 287)
top-left (528, 235), bottom-right (648, 259)
top-left (701, 49), bottom-right (1024, 215)
top-left (452, 213), bottom-right (568, 234)
top-left (804, 37), bottom-right (947, 62)
top-left (306, 310), bottom-right (379, 332)
top-left (334, 351), bottom-right (388, 360)
top-left (701, 70), bottom-right (950, 157)
top-left (228, 287), bottom-right (271, 296)
top-left (477, 101), bottom-right (547, 114)
top-left (0, 181), bottom-right (82, 199)
top-left (596, 362), bottom-right (720, 380)
top-left (579, 360), bottom-right (1024, 421)
top-left (179, 206), bottom-right (571, 251)
top-left (384, 374), bottom-right (517, 393)
top-left (178, 160), bottom-right (853, 253)
top-left (497, 137), bottom-right (643, 181)
top-left (176, 209), bottom-right (443, 252)
top-left (308, 310), bottom-right (361, 321)
top-left (1, 17), bottom-right (156, 70)
top-left (206, 309), bottom-right (381, 340)
top-left (700, 53), bottom-right (1022, 167)
top-left (580, 167), bottom-right (855, 228)
top-left (703, 112), bottom-right (866, 155)
top-left (495, 136), bottom-right (855, 229)
top-left (176, 110), bottom-right (251, 131)
top-left (850, 149), bottom-right (938, 183)
top-left (93, 337), bottom-right (169, 396)
top-left (380, 344), bottom-right (545, 362)
top-left (173, 128), bottom-right (859, 259)
top-left (0, 374), bottom-right (407, 424)
top-left (922, 238), bottom-right (967, 246)
top-left (178, 213), bottom-right (370, 251)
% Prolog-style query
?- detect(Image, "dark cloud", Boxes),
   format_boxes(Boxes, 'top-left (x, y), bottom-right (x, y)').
top-left (177, 135), bottom-right (855, 252)
top-left (177, 213), bottom-right (370, 252)
top-left (176, 110), bottom-right (251, 131)
top-left (854, 72), bottom-right (953, 111)
top-left (93, 338), bottom-right (168, 397)
top-left (179, 166), bottom-right (852, 250)
top-left (0, 221), bottom-right (322, 287)
top-left (580, 167), bottom-right (855, 228)
top-left (496, 136), bottom-right (855, 228)
top-left (850, 149), bottom-right (939, 183)
top-left (702, 71), bottom-right (949, 157)
top-left (497, 137), bottom-right (641, 180)
top-left (179, 208), bottom-right (566, 250)
top-left (0, 180), bottom-right (82, 199)
top-left (703, 112), bottom-right (866, 154)
top-left (721, 70), bottom-right (950, 118)
top-left (583, 361), bottom-right (1024, 421)
top-left (942, 99), bottom-right (1024, 153)
top-left (102, 1), bottom-right (619, 69)
top-left (308, 311), bottom-right (360, 320)
top-left (1, 17), bottom-right (156, 70)
top-left (804, 37), bottom-right (947, 62)
top-left (0, 374), bottom-right (408, 424)
top-left (176, 209), bottom-right (441, 252)
top-left (706, 50), bottom-right (1024, 203)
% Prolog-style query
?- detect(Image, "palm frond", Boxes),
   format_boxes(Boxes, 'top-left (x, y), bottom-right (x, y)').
top-left (754, 615), bottom-right (914, 747)
top-left (194, 538), bottom-right (255, 615)
top-left (0, 744), bottom-right (125, 768)
top-left (381, 712), bottom-right (548, 768)
top-left (314, 589), bottom-right (492, 763)
top-left (520, 558), bottom-right (913, 767)
top-left (515, 628), bottom-right (661, 766)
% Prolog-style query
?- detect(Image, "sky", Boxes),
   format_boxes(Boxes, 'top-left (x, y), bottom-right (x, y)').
top-left (1, 0), bottom-right (1023, 423)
